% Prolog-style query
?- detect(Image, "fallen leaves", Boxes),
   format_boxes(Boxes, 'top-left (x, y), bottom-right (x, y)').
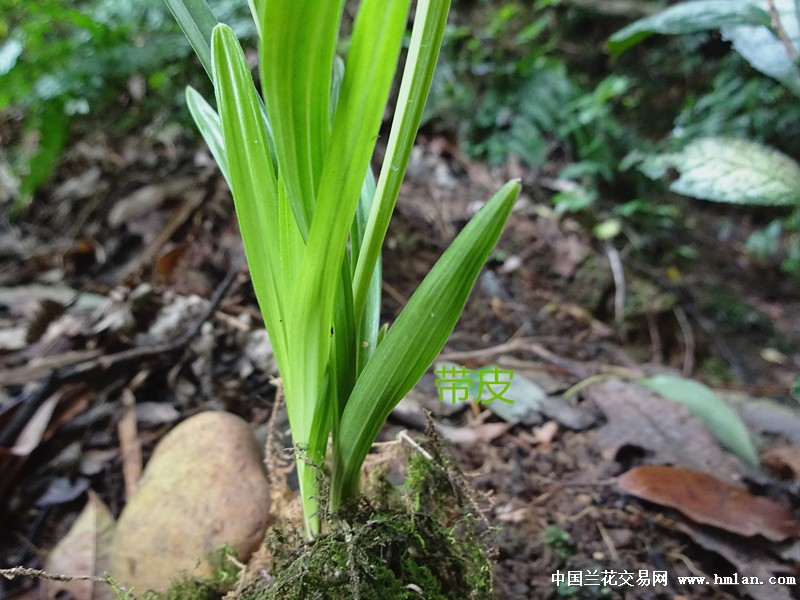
top-left (638, 374), bottom-right (759, 465)
top-left (44, 491), bottom-right (115, 600)
top-left (589, 380), bottom-right (745, 483)
top-left (618, 465), bottom-right (799, 542)
top-left (763, 446), bottom-right (800, 480)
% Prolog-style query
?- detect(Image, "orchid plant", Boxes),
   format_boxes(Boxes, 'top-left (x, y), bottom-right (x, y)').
top-left (165, 0), bottom-right (520, 539)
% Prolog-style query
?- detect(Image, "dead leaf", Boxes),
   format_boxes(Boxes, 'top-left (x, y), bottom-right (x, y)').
top-left (107, 177), bottom-right (195, 227)
top-left (10, 394), bottom-right (60, 457)
top-left (45, 490), bottom-right (116, 600)
top-left (763, 446), bottom-right (800, 480)
top-left (618, 465), bottom-right (799, 542)
top-left (481, 371), bottom-right (545, 426)
top-left (730, 396), bottom-right (800, 445)
top-left (80, 449), bottom-right (119, 476)
top-left (111, 412), bottom-right (271, 593)
top-left (552, 234), bottom-right (589, 278)
top-left (589, 380), bottom-right (745, 483)
top-left (51, 166), bottom-right (102, 202)
top-left (36, 477), bottom-right (90, 507)
top-left (135, 402), bottom-right (180, 426)
top-left (0, 326), bottom-right (27, 350)
top-left (532, 421), bottom-right (559, 445)
top-left (0, 350), bottom-right (102, 386)
top-left (434, 421), bottom-right (512, 445)
top-left (672, 521), bottom-right (795, 600)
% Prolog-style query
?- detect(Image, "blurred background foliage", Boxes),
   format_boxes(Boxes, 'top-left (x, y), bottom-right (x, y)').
top-left (3, 0), bottom-right (800, 272)
top-left (0, 0), bottom-right (254, 210)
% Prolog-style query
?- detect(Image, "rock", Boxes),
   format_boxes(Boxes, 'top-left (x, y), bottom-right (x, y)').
top-left (111, 411), bottom-right (270, 593)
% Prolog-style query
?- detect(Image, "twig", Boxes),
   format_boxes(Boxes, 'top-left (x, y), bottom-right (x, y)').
top-left (0, 566), bottom-right (107, 584)
top-left (605, 243), bottom-right (626, 324)
top-left (673, 305), bottom-right (695, 376)
top-left (118, 384), bottom-right (144, 500)
top-left (646, 310), bottom-right (663, 364)
top-left (626, 261), bottom-right (750, 382)
top-left (397, 430), bottom-right (433, 461)
top-left (439, 336), bottom-right (591, 378)
top-left (768, 0), bottom-right (798, 63)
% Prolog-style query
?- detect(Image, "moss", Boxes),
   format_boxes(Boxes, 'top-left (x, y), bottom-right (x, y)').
top-left (130, 433), bottom-right (494, 600)
top-left (241, 434), bottom-right (495, 600)
top-left (133, 545), bottom-right (241, 600)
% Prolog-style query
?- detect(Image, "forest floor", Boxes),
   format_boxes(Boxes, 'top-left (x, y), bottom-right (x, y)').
top-left (1, 125), bottom-right (799, 600)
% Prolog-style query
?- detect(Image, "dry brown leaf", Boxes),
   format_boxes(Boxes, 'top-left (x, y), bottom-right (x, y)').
top-left (45, 490), bottom-right (116, 600)
top-left (532, 421), bottom-right (559, 445)
top-left (434, 421), bottom-right (512, 445)
top-left (589, 380), bottom-right (744, 483)
top-left (672, 521), bottom-right (795, 600)
top-left (110, 412), bottom-right (271, 593)
top-left (107, 177), bottom-right (195, 227)
top-left (10, 394), bottom-right (60, 457)
top-left (763, 446), bottom-right (800, 480)
top-left (618, 465), bottom-right (799, 542)
top-left (552, 234), bottom-right (589, 278)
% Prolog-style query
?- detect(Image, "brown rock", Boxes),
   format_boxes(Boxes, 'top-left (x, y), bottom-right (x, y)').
top-left (111, 411), bottom-right (270, 593)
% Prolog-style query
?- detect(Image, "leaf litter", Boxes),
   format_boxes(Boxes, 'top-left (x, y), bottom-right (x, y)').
top-left (1, 107), bottom-right (799, 600)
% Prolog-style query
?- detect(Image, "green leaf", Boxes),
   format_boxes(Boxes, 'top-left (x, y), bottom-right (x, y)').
top-left (285, 0), bottom-right (411, 473)
top-left (331, 179), bottom-right (520, 506)
top-left (210, 25), bottom-right (289, 368)
top-left (639, 375), bottom-right (759, 465)
top-left (722, 0), bottom-right (800, 98)
top-left (15, 103), bottom-right (70, 216)
top-left (164, 0), bottom-right (219, 79)
top-left (185, 86), bottom-right (230, 185)
top-left (259, 0), bottom-right (346, 238)
top-left (608, 0), bottom-right (771, 56)
top-left (637, 137), bottom-right (800, 207)
top-left (353, 0), bottom-right (451, 324)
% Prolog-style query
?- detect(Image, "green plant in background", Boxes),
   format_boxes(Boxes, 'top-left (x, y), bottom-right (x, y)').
top-left (166, 0), bottom-right (520, 539)
top-left (0, 0), bottom-right (254, 214)
top-left (426, 1), bottom-right (634, 217)
top-left (610, 0), bottom-right (800, 274)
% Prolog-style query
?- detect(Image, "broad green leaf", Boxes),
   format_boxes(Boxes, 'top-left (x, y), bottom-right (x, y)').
top-left (639, 375), bottom-right (759, 465)
top-left (637, 137), bottom-right (800, 206)
top-left (164, 0), bottom-right (218, 79)
top-left (353, 168), bottom-right (381, 374)
top-left (246, 0), bottom-right (263, 37)
top-left (210, 25), bottom-right (288, 367)
top-left (331, 179), bottom-right (520, 506)
top-left (286, 0), bottom-right (411, 483)
top-left (722, 0), bottom-right (800, 98)
top-left (608, 0), bottom-right (770, 56)
top-left (172, 0), bottom-right (275, 159)
top-left (213, 22), bottom-right (320, 534)
top-left (185, 86), bottom-right (230, 185)
top-left (353, 0), bottom-right (451, 324)
top-left (259, 0), bottom-right (345, 238)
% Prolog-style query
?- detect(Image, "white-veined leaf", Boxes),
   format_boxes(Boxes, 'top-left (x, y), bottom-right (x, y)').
top-left (608, 0), bottom-right (770, 56)
top-left (722, 0), bottom-right (800, 97)
top-left (637, 137), bottom-right (800, 206)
